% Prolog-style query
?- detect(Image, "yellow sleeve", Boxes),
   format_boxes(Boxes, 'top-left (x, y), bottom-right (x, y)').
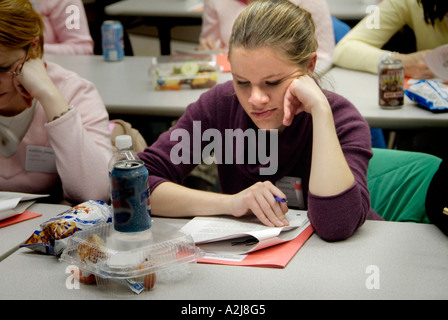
top-left (332, 0), bottom-right (411, 74)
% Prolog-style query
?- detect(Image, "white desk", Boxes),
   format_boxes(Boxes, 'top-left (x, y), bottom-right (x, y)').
top-left (45, 54), bottom-right (447, 130)
top-left (105, 0), bottom-right (203, 55)
top-left (106, 0), bottom-right (377, 22)
top-left (44, 54), bottom-right (227, 117)
top-left (105, 0), bottom-right (203, 18)
top-left (44, 54), bottom-right (331, 118)
top-left (323, 67), bottom-right (448, 129)
top-left (326, 0), bottom-right (380, 21)
top-left (1, 204), bottom-right (448, 300)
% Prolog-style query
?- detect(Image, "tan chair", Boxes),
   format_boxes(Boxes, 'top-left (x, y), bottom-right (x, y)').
top-left (109, 119), bottom-right (148, 153)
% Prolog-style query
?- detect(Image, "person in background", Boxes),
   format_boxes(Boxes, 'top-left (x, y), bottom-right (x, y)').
top-left (30, 0), bottom-right (94, 55)
top-left (139, 0), bottom-right (382, 242)
top-left (0, 0), bottom-right (112, 203)
top-left (198, 0), bottom-right (335, 62)
top-left (333, 0), bottom-right (448, 79)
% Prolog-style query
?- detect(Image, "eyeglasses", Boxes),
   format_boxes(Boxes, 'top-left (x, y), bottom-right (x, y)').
top-left (0, 47), bottom-right (29, 77)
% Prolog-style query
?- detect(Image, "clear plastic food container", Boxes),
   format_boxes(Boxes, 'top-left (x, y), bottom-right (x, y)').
top-left (60, 219), bottom-right (204, 295)
top-left (149, 54), bottom-right (219, 90)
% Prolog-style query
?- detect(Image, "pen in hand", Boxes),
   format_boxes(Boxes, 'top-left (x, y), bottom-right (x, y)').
top-left (274, 195), bottom-right (289, 226)
top-left (274, 196), bottom-right (287, 203)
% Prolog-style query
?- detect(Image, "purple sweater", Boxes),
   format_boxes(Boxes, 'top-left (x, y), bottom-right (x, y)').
top-left (139, 81), bottom-right (382, 241)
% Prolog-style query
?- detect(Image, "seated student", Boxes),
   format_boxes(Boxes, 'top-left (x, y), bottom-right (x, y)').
top-left (333, 0), bottom-right (448, 78)
top-left (139, 0), bottom-right (382, 242)
top-left (0, 0), bottom-right (112, 203)
top-left (199, 0), bottom-right (335, 62)
top-left (30, 0), bottom-right (94, 55)
top-left (193, 0), bottom-right (335, 189)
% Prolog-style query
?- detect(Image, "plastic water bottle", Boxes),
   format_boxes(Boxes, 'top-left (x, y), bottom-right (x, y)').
top-left (108, 135), bottom-right (153, 248)
top-left (108, 135), bottom-right (139, 174)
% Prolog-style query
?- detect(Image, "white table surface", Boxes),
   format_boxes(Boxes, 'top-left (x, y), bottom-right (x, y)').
top-left (105, 0), bottom-right (203, 18)
top-left (1, 204), bottom-right (448, 300)
top-left (44, 54), bottom-right (447, 129)
top-left (105, 0), bottom-right (204, 55)
top-left (106, 0), bottom-right (378, 21)
top-left (44, 54), bottom-right (331, 118)
top-left (44, 54), bottom-right (226, 117)
top-left (322, 67), bottom-right (448, 129)
top-left (326, 0), bottom-right (380, 21)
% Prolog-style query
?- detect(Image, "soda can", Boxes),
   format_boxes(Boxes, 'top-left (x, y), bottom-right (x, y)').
top-left (110, 160), bottom-right (151, 233)
top-left (101, 20), bottom-right (124, 61)
top-left (378, 59), bottom-right (404, 109)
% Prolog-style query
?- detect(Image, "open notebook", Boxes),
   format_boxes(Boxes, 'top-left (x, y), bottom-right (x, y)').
top-left (181, 209), bottom-right (313, 267)
top-left (0, 192), bottom-right (48, 221)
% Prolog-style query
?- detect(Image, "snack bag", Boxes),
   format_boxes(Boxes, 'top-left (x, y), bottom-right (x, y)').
top-left (21, 200), bottom-right (112, 255)
top-left (404, 79), bottom-right (448, 113)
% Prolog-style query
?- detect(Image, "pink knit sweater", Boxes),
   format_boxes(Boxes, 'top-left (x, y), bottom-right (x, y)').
top-left (33, 0), bottom-right (94, 55)
top-left (199, 0), bottom-right (335, 61)
top-left (0, 62), bottom-right (112, 203)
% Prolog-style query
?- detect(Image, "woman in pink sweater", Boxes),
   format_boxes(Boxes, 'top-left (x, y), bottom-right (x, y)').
top-left (31, 0), bottom-right (94, 55)
top-left (0, 0), bottom-right (112, 203)
top-left (199, 0), bottom-right (335, 61)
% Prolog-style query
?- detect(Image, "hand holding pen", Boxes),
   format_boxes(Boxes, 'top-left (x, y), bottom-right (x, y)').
top-left (229, 181), bottom-right (289, 227)
top-left (274, 196), bottom-right (287, 203)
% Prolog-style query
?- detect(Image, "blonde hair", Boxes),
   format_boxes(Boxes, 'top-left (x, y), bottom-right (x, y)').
top-left (0, 0), bottom-right (44, 58)
top-left (229, 0), bottom-right (317, 68)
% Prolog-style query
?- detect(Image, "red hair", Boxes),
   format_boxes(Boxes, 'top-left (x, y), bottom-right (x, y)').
top-left (0, 0), bottom-right (44, 58)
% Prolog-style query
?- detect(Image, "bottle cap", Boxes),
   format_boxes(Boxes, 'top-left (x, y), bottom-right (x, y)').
top-left (115, 135), bottom-right (132, 149)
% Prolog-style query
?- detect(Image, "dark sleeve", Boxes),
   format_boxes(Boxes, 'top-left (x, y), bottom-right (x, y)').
top-left (426, 159), bottom-right (448, 236)
top-left (307, 91), bottom-right (375, 241)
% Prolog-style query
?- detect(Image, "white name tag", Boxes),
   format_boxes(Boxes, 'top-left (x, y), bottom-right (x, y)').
top-left (25, 145), bottom-right (57, 173)
top-left (275, 176), bottom-right (305, 209)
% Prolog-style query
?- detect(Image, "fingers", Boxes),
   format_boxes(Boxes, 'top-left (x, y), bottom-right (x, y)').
top-left (199, 37), bottom-right (219, 51)
top-left (13, 58), bottom-right (54, 103)
top-left (242, 182), bottom-right (289, 227)
top-left (418, 67), bottom-right (435, 79)
top-left (252, 195), bottom-right (289, 227)
top-left (282, 75), bottom-right (313, 126)
top-left (282, 78), bottom-right (300, 126)
top-left (12, 76), bottom-right (33, 107)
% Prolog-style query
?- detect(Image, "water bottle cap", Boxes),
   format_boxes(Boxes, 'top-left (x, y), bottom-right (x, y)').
top-left (115, 135), bottom-right (132, 149)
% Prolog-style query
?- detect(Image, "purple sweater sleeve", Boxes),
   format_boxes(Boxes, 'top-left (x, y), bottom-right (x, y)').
top-left (306, 91), bottom-right (382, 241)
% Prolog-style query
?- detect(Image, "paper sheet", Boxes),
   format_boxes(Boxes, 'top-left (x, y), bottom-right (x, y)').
top-left (182, 210), bottom-right (307, 242)
top-left (0, 192), bottom-right (49, 221)
top-left (181, 210), bottom-right (309, 255)
top-left (424, 44), bottom-right (448, 81)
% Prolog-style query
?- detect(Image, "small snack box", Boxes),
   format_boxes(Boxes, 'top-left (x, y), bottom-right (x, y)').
top-left (60, 219), bottom-right (204, 295)
top-left (150, 54), bottom-right (219, 90)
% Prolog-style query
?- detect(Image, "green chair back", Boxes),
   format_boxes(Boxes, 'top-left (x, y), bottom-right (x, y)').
top-left (367, 148), bottom-right (441, 223)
